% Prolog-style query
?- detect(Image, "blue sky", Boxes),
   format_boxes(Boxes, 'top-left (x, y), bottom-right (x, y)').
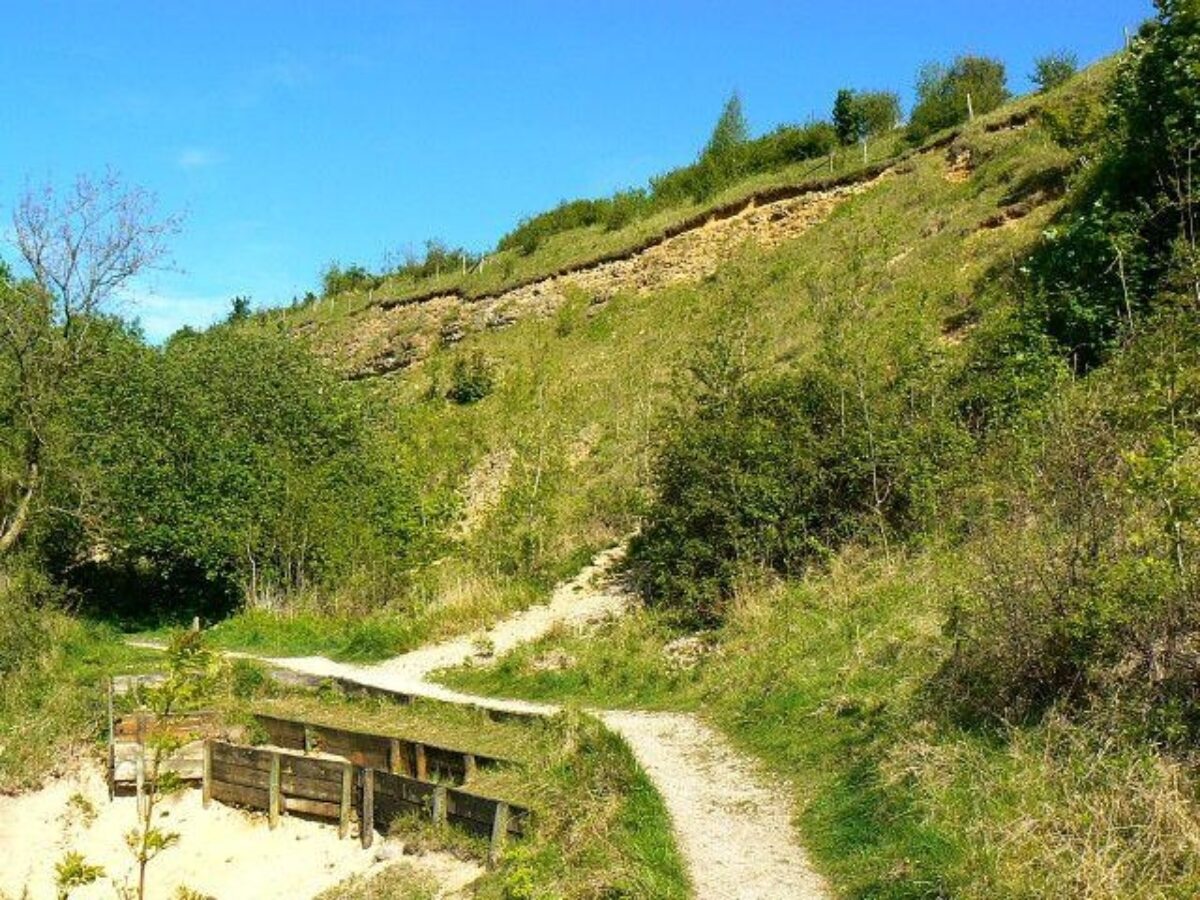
top-left (1, 0), bottom-right (1151, 340)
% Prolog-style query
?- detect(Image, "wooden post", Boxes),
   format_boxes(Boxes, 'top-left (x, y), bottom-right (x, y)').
top-left (339, 762), bottom-right (352, 839)
top-left (106, 677), bottom-right (115, 802)
top-left (489, 802), bottom-right (510, 867)
top-left (268, 752), bottom-right (281, 829)
top-left (360, 768), bottom-right (375, 849)
top-left (414, 743), bottom-right (427, 781)
top-left (463, 753), bottom-right (477, 784)
top-left (432, 785), bottom-right (447, 825)
top-left (388, 738), bottom-right (403, 775)
top-left (191, 615), bottom-right (200, 632)
top-left (202, 740), bottom-right (212, 809)
top-left (862, 136), bottom-right (868, 164)
top-left (967, 92), bottom-right (975, 121)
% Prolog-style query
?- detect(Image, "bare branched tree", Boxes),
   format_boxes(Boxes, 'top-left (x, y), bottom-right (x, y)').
top-left (0, 171), bottom-right (180, 555)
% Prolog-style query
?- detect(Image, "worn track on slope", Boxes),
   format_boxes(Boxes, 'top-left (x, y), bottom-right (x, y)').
top-left (237, 546), bottom-right (828, 899)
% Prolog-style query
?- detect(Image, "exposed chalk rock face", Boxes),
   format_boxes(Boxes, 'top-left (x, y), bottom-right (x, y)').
top-left (323, 171), bottom-right (890, 377)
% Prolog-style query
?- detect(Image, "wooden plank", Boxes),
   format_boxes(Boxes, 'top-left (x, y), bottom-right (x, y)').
top-left (210, 780), bottom-right (269, 809)
top-left (372, 772), bottom-right (436, 806)
top-left (432, 785), bottom-right (447, 825)
top-left (414, 743), bottom-right (427, 781)
top-left (278, 754), bottom-right (344, 785)
top-left (388, 738), bottom-right (403, 775)
top-left (211, 760), bottom-right (343, 802)
top-left (254, 714), bottom-right (307, 750)
top-left (211, 742), bottom-right (274, 772)
top-left (107, 678), bottom-right (115, 801)
top-left (309, 726), bottom-right (390, 769)
top-left (283, 795), bottom-right (341, 819)
top-left (360, 769), bottom-right (375, 849)
top-left (463, 753), bottom-right (477, 783)
top-left (446, 788), bottom-right (501, 826)
top-left (268, 752), bottom-right (281, 829)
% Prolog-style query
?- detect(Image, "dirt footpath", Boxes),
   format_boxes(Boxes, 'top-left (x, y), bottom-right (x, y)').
top-left (256, 545), bottom-right (830, 899)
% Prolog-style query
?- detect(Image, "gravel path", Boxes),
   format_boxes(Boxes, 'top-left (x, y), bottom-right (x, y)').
top-left (249, 545), bottom-right (829, 899)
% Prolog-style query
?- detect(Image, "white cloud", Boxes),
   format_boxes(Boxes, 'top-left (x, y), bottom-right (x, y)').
top-left (176, 147), bottom-right (226, 170)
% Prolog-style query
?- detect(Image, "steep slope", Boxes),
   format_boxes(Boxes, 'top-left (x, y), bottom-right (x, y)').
top-left (316, 96), bottom-right (1070, 593)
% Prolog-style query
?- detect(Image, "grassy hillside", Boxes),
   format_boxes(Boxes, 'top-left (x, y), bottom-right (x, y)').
top-left (250, 39), bottom-right (1200, 898)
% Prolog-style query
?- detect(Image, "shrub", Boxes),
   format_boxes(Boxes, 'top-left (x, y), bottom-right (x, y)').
top-left (1032, 51), bottom-right (1079, 92)
top-left (631, 336), bottom-right (960, 624)
top-left (941, 314), bottom-right (1200, 740)
top-left (907, 55), bottom-right (1010, 143)
top-left (320, 262), bottom-right (379, 298)
top-left (446, 351), bottom-right (494, 404)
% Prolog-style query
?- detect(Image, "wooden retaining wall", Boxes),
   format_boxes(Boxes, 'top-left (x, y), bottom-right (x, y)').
top-left (253, 712), bottom-right (508, 785)
top-left (360, 766), bottom-right (527, 861)
top-left (204, 741), bottom-right (355, 837)
top-left (202, 740), bottom-right (529, 860)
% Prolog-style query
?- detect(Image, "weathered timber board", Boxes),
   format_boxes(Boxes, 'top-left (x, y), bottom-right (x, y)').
top-left (370, 770), bottom-right (527, 837)
top-left (210, 760), bottom-right (343, 803)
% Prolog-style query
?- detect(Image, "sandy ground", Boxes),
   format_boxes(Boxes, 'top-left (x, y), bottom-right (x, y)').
top-left (0, 763), bottom-right (480, 899)
top-left (254, 544), bottom-right (829, 899)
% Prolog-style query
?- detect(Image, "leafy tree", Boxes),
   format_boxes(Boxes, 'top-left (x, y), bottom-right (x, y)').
top-left (0, 172), bottom-right (179, 557)
top-left (54, 327), bottom-right (422, 620)
top-left (908, 55), bottom-right (1010, 142)
top-left (857, 90), bottom-right (902, 136)
top-left (834, 89), bottom-right (902, 144)
top-left (1032, 51), bottom-right (1079, 91)
top-left (226, 295), bottom-right (252, 323)
top-left (701, 91), bottom-right (750, 162)
top-left (833, 88), bottom-right (863, 145)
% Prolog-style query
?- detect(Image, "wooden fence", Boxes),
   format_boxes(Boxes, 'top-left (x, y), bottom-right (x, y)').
top-left (254, 712), bottom-right (508, 785)
top-left (202, 740), bottom-right (529, 860)
top-left (362, 767), bottom-right (528, 860)
top-left (204, 741), bottom-right (355, 837)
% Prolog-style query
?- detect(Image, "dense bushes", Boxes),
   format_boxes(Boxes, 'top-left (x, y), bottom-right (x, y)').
top-left (631, 335), bottom-right (961, 624)
top-left (943, 313), bottom-right (1200, 740)
top-left (907, 55), bottom-right (1010, 143)
top-left (43, 325), bottom-right (423, 622)
top-left (1023, 0), bottom-right (1199, 371)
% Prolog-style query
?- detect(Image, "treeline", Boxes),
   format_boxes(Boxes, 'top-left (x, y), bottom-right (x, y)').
top-left (632, 1), bottom-right (1200, 743)
top-left (497, 49), bottom-right (1076, 255)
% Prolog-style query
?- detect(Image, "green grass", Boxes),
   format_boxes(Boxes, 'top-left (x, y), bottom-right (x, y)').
top-left (436, 547), bottom-right (1200, 898)
top-left (0, 613), bottom-right (165, 791)
top-left (133, 573), bottom-right (543, 663)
